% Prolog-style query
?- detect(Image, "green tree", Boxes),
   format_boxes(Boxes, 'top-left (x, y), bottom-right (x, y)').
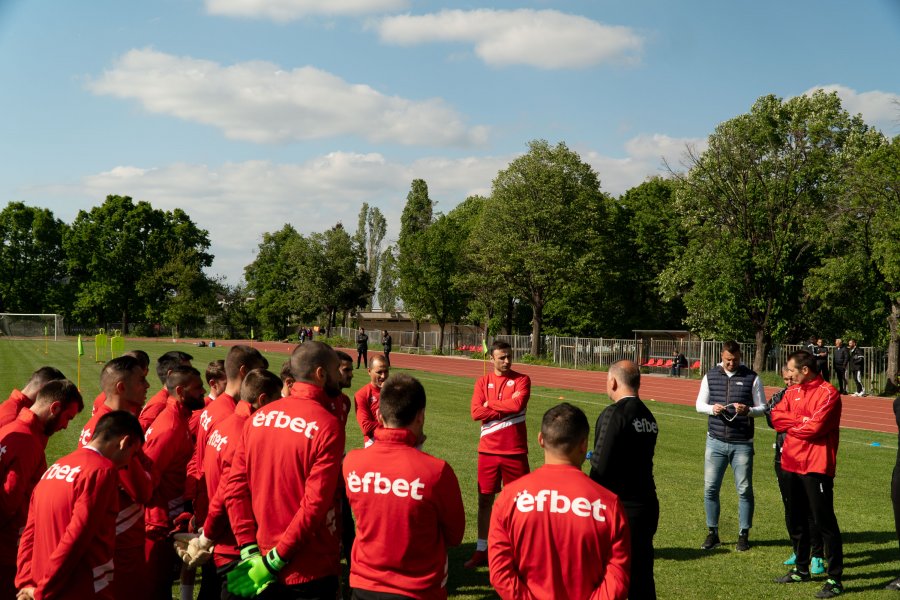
top-left (660, 91), bottom-right (875, 372)
top-left (354, 203), bottom-right (387, 311)
top-left (65, 195), bottom-right (212, 332)
top-left (244, 224), bottom-right (303, 339)
top-left (397, 179), bottom-right (435, 346)
top-left (0, 202), bottom-right (69, 314)
top-left (377, 245), bottom-right (399, 313)
top-left (471, 140), bottom-right (608, 356)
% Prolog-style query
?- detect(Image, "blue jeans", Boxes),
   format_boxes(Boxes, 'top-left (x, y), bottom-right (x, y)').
top-left (704, 435), bottom-right (754, 531)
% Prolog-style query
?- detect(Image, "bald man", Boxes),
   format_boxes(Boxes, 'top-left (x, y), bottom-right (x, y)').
top-left (590, 360), bottom-right (659, 600)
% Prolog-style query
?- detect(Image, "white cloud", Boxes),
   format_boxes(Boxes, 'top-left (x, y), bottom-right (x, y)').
top-left (206, 0), bottom-right (409, 21)
top-left (87, 48), bottom-right (487, 147)
top-left (803, 84), bottom-right (900, 132)
top-left (373, 9), bottom-right (643, 69)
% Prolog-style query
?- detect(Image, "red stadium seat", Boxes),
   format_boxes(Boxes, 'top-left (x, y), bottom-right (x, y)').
top-left (662, 359), bottom-right (674, 368)
top-left (641, 359), bottom-right (653, 367)
top-left (690, 360), bottom-right (701, 369)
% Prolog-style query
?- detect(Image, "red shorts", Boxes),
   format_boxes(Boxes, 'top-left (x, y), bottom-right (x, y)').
top-left (477, 453), bottom-right (529, 495)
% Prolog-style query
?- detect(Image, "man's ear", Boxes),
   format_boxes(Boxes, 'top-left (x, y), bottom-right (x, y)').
top-left (537, 431), bottom-right (546, 449)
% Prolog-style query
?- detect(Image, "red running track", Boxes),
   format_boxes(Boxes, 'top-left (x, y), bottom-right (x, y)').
top-left (215, 341), bottom-right (899, 434)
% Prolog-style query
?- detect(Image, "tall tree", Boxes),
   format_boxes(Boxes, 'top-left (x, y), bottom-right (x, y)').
top-left (471, 140), bottom-right (608, 356)
top-left (354, 203), bottom-right (387, 310)
top-left (0, 202), bottom-right (68, 314)
top-left (397, 179), bottom-right (435, 346)
top-left (244, 224), bottom-right (303, 339)
top-left (660, 91), bottom-right (875, 372)
top-left (377, 245), bottom-right (399, 313)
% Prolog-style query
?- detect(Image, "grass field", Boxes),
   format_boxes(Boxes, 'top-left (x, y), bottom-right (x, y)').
top-left (3, 338), bottom-right (900, 599)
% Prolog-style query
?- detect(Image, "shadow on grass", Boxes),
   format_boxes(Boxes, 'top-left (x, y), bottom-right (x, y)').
top-left (447, 542), bottom-right (498, 599)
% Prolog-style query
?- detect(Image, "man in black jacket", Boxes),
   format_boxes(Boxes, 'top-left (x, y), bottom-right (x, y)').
top-left (832, 339), bottom-right (849, 395)
top-left (590, 360), bottom-right (658, 599)
top-left (848, 339), bottom-right (865, 396)
top-left (356, 327), bottom-right (369, 369)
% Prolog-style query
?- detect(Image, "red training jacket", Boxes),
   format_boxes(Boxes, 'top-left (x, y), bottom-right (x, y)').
top-left (225, 382), bottom-right (345, 585)
top-left (354, 383), bottom-right (381, 445)
top-left (0, 389), bottom-right (31, 428)
top-left (488, 464), bottom-right (630, 600)
top-left (90, 392), bottom-right (106, 417)
top-left (143, 398), bottom-right (193, 531)
top-left (202, 401), bottom-right (252, 566)
top-left (79, 402), bottom-right (153, 550)
top-left (770, 375), bottom-right (842, 477)
top-left (343, 427), bottom-right (465, 599)
top-left (138, 387), bottom-right (169, 431)
top-left (470, 371), bottom-right (530, 455)
top-left (0, 410), bottom-right (48, 569)
top-left (187, 392), bottom-right (236, 523)
top-left (16, 447), bottom-right (118, 600)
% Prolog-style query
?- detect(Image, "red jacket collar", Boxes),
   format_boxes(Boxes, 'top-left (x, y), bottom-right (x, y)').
top-left (17, 409), bottom-right (49, 447)
top-left (166, 397), bottom-right (194, 419)
top-left (289, 381), bottom-right (332, 405)
top-left (373, 427), bottom-right (419, 447)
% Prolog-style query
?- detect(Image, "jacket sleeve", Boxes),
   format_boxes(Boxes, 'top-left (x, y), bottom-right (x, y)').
top-left (14, 494), bottom-right (37, 589)
top-left (354, 387), bottom-right (378, 440)
top-left (142, 426), bottom-right (175, 530)
top-left (471, 380), bottom-right (502, 422)
top-left (38, 467), bottom-right (118, 599)
top-left (0, 435), bottom-right (42, 516)
top-left (224, 427), bottom-right (256, 547)
top-left (589, 500), bottom-right (631, 600)
top-left (589, 405), bottom-right (622, 482)
top-left (117, 448), bottom-right (153, 505)
top-left (274, 424), bottom-right (345, 560)
top-left (769, 391), bottom-right (799, 432)
top-left (204, 435), bottom-right (239, 542)
top-left (436, 463), bottom-right (465, 548)
top-left (788, 388), bottom-right (841, 441)
top-left (487, 375), bottom-right (530, 415)
top-left (487, 491), bottom-right (536, 600)
top-left (764, 389), bottom-right (786, 430)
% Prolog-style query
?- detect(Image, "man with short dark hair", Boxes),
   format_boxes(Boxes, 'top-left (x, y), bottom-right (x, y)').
top-left (225, 341), bottom-right (346, 598)
top-left (0, 366), bottom-right (66, 427)
top-left (848, 339), bottom-right (865, 396)
top-left (139, 350), bottom-right (193, 430)
top-left (489, 403), bottom-right (630, 600)
top-left (832, 339), bottom-right (849, 395)
top-left (0, 380), bottom-right (82, 597)
top-left (343, 374), bottom-right (465, 599)
top-left (467, 340), bottom-right (530, 569)
top-left (590, 360), bottom-right (658, 599)
top-left (381, 330), bottom-right (392, 366)
top-left (695, 341), bottom-right (766, 552)
top-left (354, 355), bottom-right (389, 447)
top-left (356, 327), bottom-right (369, 369)
top-left (92, 350), bottom-right (151, 416)
top-left (771, 350), bottom-right (844, 598)
top-left (15, 410), bottom-right (144, 600)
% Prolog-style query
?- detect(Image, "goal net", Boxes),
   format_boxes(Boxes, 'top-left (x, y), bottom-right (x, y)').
top-left (0, 313), bottom-right (64, 340)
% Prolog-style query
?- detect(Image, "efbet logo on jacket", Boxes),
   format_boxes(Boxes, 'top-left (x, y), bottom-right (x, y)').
top-left (345, 471), bottom-right (426, 500)
top-left (252, 410), bottom-right (319, 438)
top-left (514, 489), bottom-right (607, 522)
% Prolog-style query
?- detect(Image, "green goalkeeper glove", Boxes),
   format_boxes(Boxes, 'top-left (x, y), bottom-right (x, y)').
top-left (226, 547), bottom-right (286, 597)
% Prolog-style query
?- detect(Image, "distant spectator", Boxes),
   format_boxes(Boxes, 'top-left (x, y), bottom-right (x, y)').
top-left (814, 338), bottom-right (830, 383)
top-left (848, 339), bottom-right (865, 396)
top-left (832, 339), bottom-right (849, 395)
top-left (671, 350), bottom-right (688, 377)
top-left (356, 327), bottom-right (369, 369)
top-left (299, 327), bottom-right (307, 344)
top-left (382, 330), bottom-right (392, 366)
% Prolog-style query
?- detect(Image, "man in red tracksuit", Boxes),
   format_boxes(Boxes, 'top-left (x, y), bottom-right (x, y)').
top-left (771, 350), bottom-right (844, 599)
top-left (354, 354), bottom-right (389, 446)
top-left (0, 366), bottom-right (65, 427)
top-left (139, 350), bottom-right (194, 430)
top-left (225, 341), bottom-right (346, 599)
top-left (91, 349), bottom-right (150, 416)
top-left (467, 340), bottom-right (531, 568)
top-left (344, 373), bottom-right (465, 600)
top-left (489, 403), bottom-right (630, 600)
top-left (79, 356), bottom-right (153, 600)
top-left (144, 366), bottom-right (206, 600)
top-left (0, 380), bottom-right (83, 597)
top-left (188, 360), bottom-right (226, 443)
top-left (189, 369), bottom-right (283, 596)
top-left (15, 410), bottom-right (144, 600)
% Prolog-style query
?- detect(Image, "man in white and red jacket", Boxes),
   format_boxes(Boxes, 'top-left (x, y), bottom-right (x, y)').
top-left (79, 356), bottom-right (152, 600)
top-left (225, 341), bottom-right (346, 598)
top-left (0, 380), bottom-right (82, 598)
top-left (16, 410), bottom-right (144, 600)
top-left (144, 366), bottom-right (206, 600)
top-left (344, 373), bottom-right (465, 600)
top-left (354, 354), bottom-right (389, 446)
top-left (771, 350), bottom-right (844, 599)
top-left (467, 340), bottom-right (531, 568)
top-left (489, 403), bottom-right (630, 600)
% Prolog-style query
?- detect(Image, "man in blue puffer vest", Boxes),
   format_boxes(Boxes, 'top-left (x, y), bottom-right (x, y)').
top-left (695, 340), bottom-right (767, 552)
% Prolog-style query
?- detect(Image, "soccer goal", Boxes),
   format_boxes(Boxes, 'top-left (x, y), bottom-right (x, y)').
top-left (0, 313), bottom-right (64, 340)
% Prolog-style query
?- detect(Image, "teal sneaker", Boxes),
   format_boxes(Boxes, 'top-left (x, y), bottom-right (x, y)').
top-left (784, 552), bottom-right (797, 566)
top-left (811, 556), bottom-right (826, 575)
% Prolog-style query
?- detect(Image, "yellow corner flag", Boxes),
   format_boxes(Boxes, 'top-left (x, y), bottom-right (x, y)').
top-left (77, 335), bottom-right (84, 356)
top-left (482, 338), bottom-right (488, 353)
top-left (250, 327), bottom-right (255, 340)
top-left (77, 335), bottom-right (84, 390)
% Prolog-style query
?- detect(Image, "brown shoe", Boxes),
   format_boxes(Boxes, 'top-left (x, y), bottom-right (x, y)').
top-left (464, 550), bottom-right (488, 569)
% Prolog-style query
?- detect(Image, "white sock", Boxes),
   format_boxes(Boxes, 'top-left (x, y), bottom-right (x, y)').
top-left (180, 585), bottom-right (194, 600)
top-left (476, 538), bottom-right (487, 552)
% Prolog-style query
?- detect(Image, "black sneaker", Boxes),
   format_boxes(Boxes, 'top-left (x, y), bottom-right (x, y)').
top-left (700, 532), bottom-right (720, 550)
top-left (736, 531), bottom-right (750, 552)
top-left (816, 579), bottom-right (843, 598)
top-left (885, 576), bottom-right (900, 590)
top-left (774, 568), bottom-right (811, 583)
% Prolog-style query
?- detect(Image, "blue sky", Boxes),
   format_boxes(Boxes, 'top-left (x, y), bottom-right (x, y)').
top-left (1, 0), bottom-right (898, 283)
